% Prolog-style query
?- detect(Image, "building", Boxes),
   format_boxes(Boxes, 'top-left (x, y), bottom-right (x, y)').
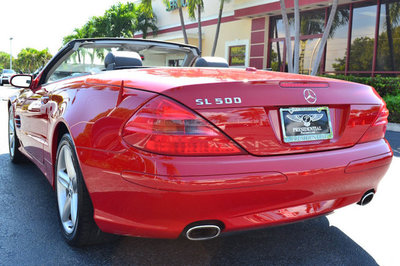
top-left (135, 0), bottom-right (400, 76)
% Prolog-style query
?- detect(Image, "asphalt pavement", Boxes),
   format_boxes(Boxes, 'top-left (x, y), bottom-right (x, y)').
top-left (0, 86), bottom-right (399, 265)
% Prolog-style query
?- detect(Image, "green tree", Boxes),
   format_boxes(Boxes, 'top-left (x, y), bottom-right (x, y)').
top-left (333, 37), bottom-right (374, 71)
top-left (14, 48), bottom-right (52, 73)
top-left (0, 51), bottom-right (13, 69)
top-left (136, 4), bottom-right (158, 39)
top-left (63, 2), bottom-right (157, 43)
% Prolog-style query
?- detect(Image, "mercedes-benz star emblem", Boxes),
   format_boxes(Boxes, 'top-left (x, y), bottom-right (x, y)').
top-left (303, 89), bottom-right (317, 104)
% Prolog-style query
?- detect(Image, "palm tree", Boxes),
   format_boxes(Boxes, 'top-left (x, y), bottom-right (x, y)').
top-left (211, 0), bottom-right (231, 56)
top-left (142, 0), bottom-right (189, 44)
top-left (188, 0), bottom-right (204, 53)
top-left (311, 0), bottom-right (338, 75)
top-left (280, 0), bottom-right (340, 75)
top-left (293, 0), bottom-right (300, 73)
top-left (280, 0), bottom-right (293, 73)
top-left (383, 2), bottom-right (400, 71)
top-left (136, 4), bottom-right (158, 39)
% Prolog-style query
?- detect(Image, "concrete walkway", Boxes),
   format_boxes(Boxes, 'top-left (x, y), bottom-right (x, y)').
top-left (388, 123), bottom-right (400, 132)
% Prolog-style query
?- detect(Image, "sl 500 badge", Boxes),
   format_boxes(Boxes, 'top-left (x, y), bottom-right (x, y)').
top-left (195, 97), bottom-right (242, 106)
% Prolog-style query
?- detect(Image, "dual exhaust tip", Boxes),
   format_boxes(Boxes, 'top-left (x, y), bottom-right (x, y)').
top-left (185, 224), bottom-right (222, 241)
top-left (185, 191), bottom-right (375, 240)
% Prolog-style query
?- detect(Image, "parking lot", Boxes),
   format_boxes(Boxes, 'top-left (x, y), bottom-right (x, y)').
top-left (0, 85), bottom-right (399, 265)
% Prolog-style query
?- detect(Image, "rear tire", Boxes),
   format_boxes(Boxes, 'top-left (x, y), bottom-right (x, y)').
top-left (55, 133), bottom-right (116, 246)
top-left (8, 106), bottom-right (25, 163)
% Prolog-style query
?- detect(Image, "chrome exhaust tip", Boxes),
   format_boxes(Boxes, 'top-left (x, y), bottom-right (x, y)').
top-left (358, 191), bottom-right (375, 206)
top-left (186, 225), bottom-right (221, 241)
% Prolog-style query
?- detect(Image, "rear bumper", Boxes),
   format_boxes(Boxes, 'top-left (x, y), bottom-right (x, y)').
top-left (77, 139), bottom-right (392, 239)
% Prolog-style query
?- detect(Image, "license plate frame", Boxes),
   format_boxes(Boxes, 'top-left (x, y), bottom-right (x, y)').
top-left (280, 106), bottom-right (333, 143)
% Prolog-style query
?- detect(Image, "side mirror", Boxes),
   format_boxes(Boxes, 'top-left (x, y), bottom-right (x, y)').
top-left (10, 74), bottom-right (33, 88)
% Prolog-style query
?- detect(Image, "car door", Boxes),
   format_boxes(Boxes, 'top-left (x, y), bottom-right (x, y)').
top-left (15, 87), bottom-right (50, 164)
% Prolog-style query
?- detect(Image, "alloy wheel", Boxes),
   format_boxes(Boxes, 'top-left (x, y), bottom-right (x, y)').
top-left (8, 109), bottom-right (15, 158)
top-left (56, 145), bottom-right (78, 234)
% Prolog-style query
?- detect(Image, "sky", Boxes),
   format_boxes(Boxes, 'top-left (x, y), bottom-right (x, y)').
top-left (0, 0), bottom-right (127, 58)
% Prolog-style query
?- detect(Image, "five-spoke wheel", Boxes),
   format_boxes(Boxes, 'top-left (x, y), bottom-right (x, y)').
top-left (56, 144), bottom-right (79, 234)
top-left (55, 133), bottom-right (113, 246)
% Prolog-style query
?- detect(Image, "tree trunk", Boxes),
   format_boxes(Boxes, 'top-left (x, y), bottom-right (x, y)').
top-left (311, 0), bottom-right (338, 76)
top-left (178, 7), bottom-right (189, 44)
top-left (386, 3), bottom-right (395, 71)
top-left (293, 0), bottom-right (300, 73)
top-left (197, 5), bottom-right (202, 53)
top-left (211, 0), bottom-right (224, 56)
top-left (280, 0), bottom-right (293, 73)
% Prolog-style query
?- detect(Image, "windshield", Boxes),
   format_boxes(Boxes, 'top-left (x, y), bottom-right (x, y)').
top-left (3, 69), bottom-right (15, 74)
top-left (46, 39), bottom-right (199, 84)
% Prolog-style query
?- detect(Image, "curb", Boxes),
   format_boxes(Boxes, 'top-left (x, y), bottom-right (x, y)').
top-left (387, 123), bottom-right (400, 133)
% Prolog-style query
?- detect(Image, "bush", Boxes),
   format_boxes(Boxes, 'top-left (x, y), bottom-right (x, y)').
top-left (384, 94), bottom-right (400, 123)
top-left (322, 75), bottom-right (400, 97)
top-left (322, 75), bottom-right (400, 123)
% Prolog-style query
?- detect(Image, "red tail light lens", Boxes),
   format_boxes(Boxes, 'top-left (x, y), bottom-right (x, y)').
top-left (359, 105), bottom-right (389, 144)
top-left (122, 96), bottom-right (244, 155)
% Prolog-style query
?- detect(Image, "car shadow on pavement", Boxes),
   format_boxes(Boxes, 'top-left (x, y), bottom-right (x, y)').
top-left (85, 217), bottom-right (377, 266)
top-left (0, 153), bottom-right (378, 265)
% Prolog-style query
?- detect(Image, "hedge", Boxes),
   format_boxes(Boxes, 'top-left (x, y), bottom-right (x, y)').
top-left (322, 75), bottom-right (400, 123)
top-left (384, 94), bottom-right (400, 123)
top-left (322, 75), bottom-right (400, 97)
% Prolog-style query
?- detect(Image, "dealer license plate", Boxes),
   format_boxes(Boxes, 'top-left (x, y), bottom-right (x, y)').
top-left (280, 107), bottom-right (333, 143)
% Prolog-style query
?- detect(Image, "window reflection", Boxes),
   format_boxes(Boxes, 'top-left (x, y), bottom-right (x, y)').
top-left (269, 1), bottom-right (399, 76)
top-left (348, 5), bottom-right (376, 71)
top-left (299, 38), bottom-right (321, 75)
top-left (377, 0), bottom-right (400, 72)
top-left (300, 10), bottom-right (325, 35)
top-left (271, 15), bottom-right (295, 39)
top-left (327, 7), bottom-right (350, 72)
top-left (270, 41), bottom-right (284, 71)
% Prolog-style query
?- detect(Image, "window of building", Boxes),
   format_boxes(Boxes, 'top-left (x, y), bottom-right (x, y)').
top-left (376, 0), bottom-right (400, 73)
top-left (270, 15), bottom-right (295, 39)
top-left (348, 4), bottom-right (376, 72)
top-left (270, 41), bottom-right (284, 71)
top-left (300, 10), bottom-right (325, 36)
top-left (326, 6), bottom-right (350, 72)
top-left (229, 45), bottom-right (246, 66)
top-left (268, 1), bottom-right (400, 76)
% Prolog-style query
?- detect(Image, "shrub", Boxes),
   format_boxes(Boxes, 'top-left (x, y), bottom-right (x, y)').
top-left (322, 75), bottom-right (400, 97)
top-left (322, 75), bottom-right (400, 123)
top-left (384, 94), bottom-right (400, 123)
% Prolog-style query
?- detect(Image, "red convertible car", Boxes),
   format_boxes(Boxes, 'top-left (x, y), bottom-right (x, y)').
top-left (8, 38), bottom-right (392, 246)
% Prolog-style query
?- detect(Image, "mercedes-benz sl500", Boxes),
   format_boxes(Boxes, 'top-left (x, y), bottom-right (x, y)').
top-left (8, 38), bottom-right (392, 246)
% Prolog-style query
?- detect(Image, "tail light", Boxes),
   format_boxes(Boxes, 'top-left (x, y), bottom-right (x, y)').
top-left (359, 105), bottom-right (389, 144)
top-left (122, 96), bottom-right (244, 155)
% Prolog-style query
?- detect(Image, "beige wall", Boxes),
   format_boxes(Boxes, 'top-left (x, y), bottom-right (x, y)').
top-left (137, 0), bottom-right (277, 30)
top-left (150, 18), bottom-right (252, 64)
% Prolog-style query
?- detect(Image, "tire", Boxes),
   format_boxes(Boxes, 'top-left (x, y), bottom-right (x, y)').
top-left (8, 106), bottom-right (25, 163)
top-left (55, 133), bottom-right (116, 246)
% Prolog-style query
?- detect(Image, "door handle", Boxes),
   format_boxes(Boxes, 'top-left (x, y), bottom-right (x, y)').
top-left (41, 96), bottom-right (50, 104)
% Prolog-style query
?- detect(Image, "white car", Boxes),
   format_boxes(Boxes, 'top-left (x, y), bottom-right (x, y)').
top-left (0, 69), bottom-right (16, 86)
